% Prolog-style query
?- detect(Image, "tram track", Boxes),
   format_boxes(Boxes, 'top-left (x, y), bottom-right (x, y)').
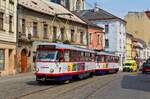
top-left (15, 73), bottom-right (122, 99)
top-left (15, 84), bottom-right (59, 99)
top-left (52, 74), bottom-right (121, 99)
top-left (84, 76), bottom-right (121, 99)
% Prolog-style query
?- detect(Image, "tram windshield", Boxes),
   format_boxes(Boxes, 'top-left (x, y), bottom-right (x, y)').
top-left (37, 51), bottom-right (57, 61)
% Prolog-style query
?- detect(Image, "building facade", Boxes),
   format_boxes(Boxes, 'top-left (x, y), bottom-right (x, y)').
top-left (49, 0), bottom-right (85, 11)
top-left (88, 25), bottom-right (104, 51)
top-left (125, 11), bottom-right (150, 44)
top-left (17, 0), bottom-right (87, 73)
top-left (132, 38), bottom-right (146, 67)
top-left (0, 0), bottom-right (17, 76)
top-left (126, 33), bottom-right (133, 60)
top-left (75, 7), bottom-right (126, 69)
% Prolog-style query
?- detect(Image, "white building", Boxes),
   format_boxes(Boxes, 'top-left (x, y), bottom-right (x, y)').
top-left (74, 7), bottom-right (126, 69)
top-left (0, 0), bottom-right (17, 76)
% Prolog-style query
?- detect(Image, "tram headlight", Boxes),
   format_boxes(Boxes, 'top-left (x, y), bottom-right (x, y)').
top-left (50, 68), bottom-right (54, 73)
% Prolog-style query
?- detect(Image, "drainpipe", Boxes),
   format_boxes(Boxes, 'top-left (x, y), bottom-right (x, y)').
top-left (16, 0), bottom-right (19, 73)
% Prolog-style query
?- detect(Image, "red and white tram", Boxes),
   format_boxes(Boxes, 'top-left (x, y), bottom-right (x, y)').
top-left (35, 43), bottom-right (96, 82)
top-left (95, 52), bottom-right (120, 74)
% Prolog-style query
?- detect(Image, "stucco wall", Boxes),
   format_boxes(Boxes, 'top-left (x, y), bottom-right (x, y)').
top-left (125, 12), bottom-right (150, 44)
top-left (0, 0), bottom-right (17, 43)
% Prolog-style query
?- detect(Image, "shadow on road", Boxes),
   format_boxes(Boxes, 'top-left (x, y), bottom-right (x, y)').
top-left (121, 73), bottom-right (150, 92)
top-left (26, 80), bottom-right (61, 86)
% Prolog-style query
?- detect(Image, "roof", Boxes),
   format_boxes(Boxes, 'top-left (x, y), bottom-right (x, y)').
top-left (18, 0), bottom-right (86, 24)
top-left (126, 33), bottom-right (133, 38)
top-left (37, 43), bottom-right (95, 53)
top-left (73, 11), bottom-right (103, 30)
top-left (133, 38), bottom-right (147, 48)
top-left (73, 8), bottom-right (126, 22)
top-left (96, 51), bottom-right (118, 57)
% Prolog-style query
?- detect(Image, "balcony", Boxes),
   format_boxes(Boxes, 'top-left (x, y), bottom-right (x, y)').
top-left (18, 32), bottom-right (33, 43)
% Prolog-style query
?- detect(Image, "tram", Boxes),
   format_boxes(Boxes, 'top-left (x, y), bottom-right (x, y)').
top-left (35, 43), bottom-right (96, 82)
top-left (95, 52), bottom-right (120, 75)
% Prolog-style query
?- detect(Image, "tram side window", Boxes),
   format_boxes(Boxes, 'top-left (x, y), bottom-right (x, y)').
top-left (64, 50), bottom-right (70, 62)
top-left (91, 53), bottom-right (95, 62)
top-left (77, 51), bottom-right (81, 61)
top-left (105, 55), bottom-right (109, 62)
top-left (100, 55), bottom-right (105, 62)
top-left (97, 55), bottom-right (100, 62)
top-left (114, 57), bottom-right (119, 63)
top-left (109, 56), bottom-right (112, 62)
top-left (102, 56), bottom-right (105, 62)
top-left (71, 50), bottom-right (76, 62)
top-left (80, 52), bottom-right (84, 61)
top-left (56, 51), bottom-right (64, 62)
top-left (85, 52), bottom-right (89, 61)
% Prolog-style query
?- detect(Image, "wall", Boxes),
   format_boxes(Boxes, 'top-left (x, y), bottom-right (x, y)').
top-left (126, 36), bottom-right (132, 59)
top-left (92, 19), bottom-right (126, 68)
top-left (125, 12), bottom-right (150, 44)
top-left (88, 27), bottom-right (104, 50)
top-left (0, 0), bottom-right (17, 76)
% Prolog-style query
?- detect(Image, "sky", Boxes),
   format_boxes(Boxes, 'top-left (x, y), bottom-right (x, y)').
top-left (86, 0), bottom-right (150, 18)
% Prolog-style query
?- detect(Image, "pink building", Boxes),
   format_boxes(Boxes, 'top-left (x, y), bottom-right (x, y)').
top-left (88, 26), bottom-right (104, 50)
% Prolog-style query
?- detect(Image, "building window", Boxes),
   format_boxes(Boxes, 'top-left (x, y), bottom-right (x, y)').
top-left (22, 19), bottom-right (26, 34)
top-left (89, 33), bottom-right (92, 44)
top-left (9, 0), bottom-right (14, 5)
top-left (105, 24), bottom-right (109, 33)
top-left (9, 15), bottom-right (13, 32)
top-left (76, 0), bottom-right (81, 11)
top-left (71, 29), bottom-right (75, 42)
top-left (0, 49), bottom-right (4, 70)
top-left (53, 26), bottom-right (57, 41)
top-left (33, 22), bottom-right (38, 37)
top-left (97, 34), bottom-right (100, 45)
top-left (105, 39), bottom-right (109, 48)
top-left (60, 28), bottom-right (65, 41)
top-left (43, 24), bottom-right (48, 38)
top-left (0, 12), bottom-right (4, 30)
top-left (65, 0), bottom-right (70, 10)
top-left (51, 0), bottom-right (61, 4)
top-left (80, 32), bottom-right (83, 44)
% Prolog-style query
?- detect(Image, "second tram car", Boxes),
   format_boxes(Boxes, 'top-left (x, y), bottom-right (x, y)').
top-left (35, 43), bottom-right (96, 82)
top-left (95, 52), bottom-right (120, 74)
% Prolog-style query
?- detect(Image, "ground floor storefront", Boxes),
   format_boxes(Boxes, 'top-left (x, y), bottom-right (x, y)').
top-left (0, 42), bottom-right (16, 76)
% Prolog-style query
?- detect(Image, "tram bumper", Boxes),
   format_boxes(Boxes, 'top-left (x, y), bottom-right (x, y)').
top-left (35, 73), bottom-right (73, 81)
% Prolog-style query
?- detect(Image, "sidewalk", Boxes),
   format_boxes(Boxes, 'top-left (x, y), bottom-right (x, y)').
top-left (0, 72), bottom-right (35, 83)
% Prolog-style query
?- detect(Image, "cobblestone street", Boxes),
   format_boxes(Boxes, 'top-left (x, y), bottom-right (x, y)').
top-left (0, 72), bottom-right (150, 99)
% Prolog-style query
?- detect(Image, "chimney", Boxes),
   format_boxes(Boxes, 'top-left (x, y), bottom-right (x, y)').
top-left (94, 2), bottom-right (99, 12)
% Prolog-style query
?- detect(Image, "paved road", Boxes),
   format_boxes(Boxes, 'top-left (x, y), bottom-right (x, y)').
top-left (0, 72), bottom-right (150, 99)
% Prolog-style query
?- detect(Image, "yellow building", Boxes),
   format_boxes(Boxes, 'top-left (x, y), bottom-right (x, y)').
top-left (125, 11), bottom-right (150, 44)
top-left (126, 33), bottom-right (133, 60)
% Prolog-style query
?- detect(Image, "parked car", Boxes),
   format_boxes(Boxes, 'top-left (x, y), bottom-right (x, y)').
top-left (142, 59), bottom-right (150, 74)
top-left (123, 60), bottom-right (138, 72)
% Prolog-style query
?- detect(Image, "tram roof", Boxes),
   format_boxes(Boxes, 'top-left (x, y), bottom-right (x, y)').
top-left (97, 52), bottom-right (118, 57)
top-left (37, 43), bottom-right (95, 53)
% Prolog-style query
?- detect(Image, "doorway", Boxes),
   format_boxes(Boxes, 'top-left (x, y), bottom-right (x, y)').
top-left (21, 49), bottom-right (27, 73)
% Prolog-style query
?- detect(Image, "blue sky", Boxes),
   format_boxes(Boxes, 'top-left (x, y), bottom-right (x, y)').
top-left (86, 0), bottom-right (150, 18)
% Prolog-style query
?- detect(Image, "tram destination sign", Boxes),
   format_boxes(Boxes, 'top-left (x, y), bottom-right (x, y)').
top-left (38, 45), bottom-right (56, 49)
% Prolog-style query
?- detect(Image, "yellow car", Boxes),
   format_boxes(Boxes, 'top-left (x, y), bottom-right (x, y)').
top-left (123, 60), bottom-right (138, 72)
